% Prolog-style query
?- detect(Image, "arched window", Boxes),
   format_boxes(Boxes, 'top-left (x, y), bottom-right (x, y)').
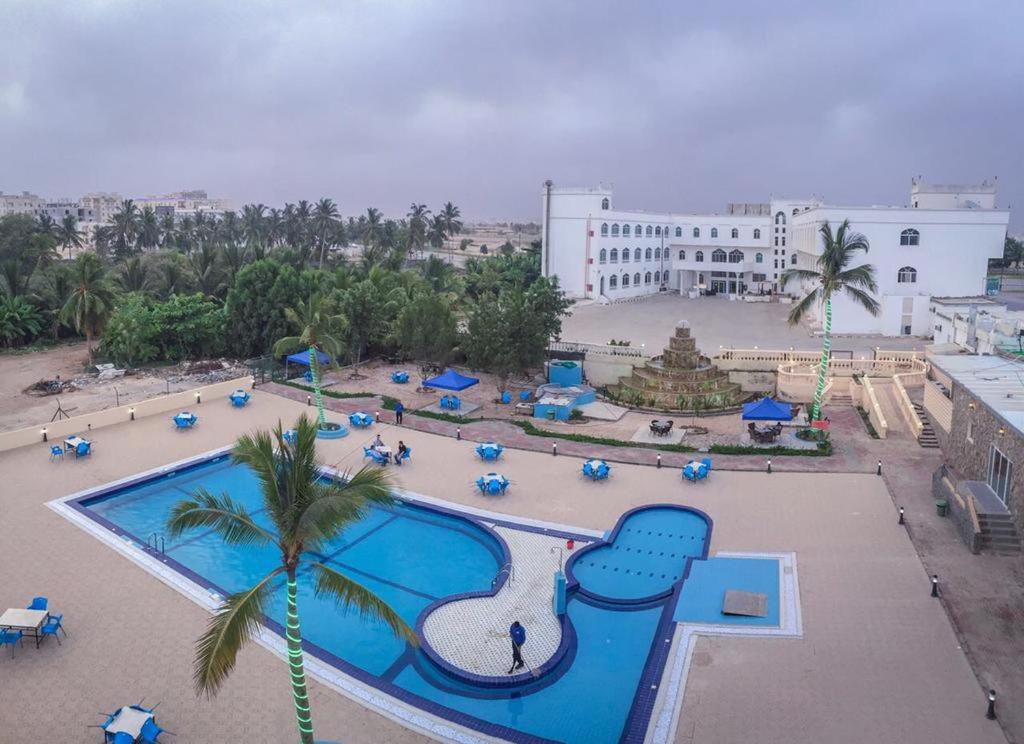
top-left (622, 273), bottom-right (630, 287)
top-left (711, 227), bottom-right (719, 238)
top-left (599, 248), bottom-right (607, 263)
top-left (712, 249), bottom-right (727, 263)
top-left (655, 226), bottom-right (662, 236)
top-left (695, 251), bottom-right (704, 262)
top-left (601, 197), bottom-right (609, 210)
top-left (754, 228), bottom-right (761, 239)
top-left (898, 266), bottom-right (917, 283)
top-left (675, 227), bottom-right (682, 237)
top-left (644, 271), bottom-right (652, 285)
top-left (622, 249), bottom-right (630, 263)
top-left (611, 223), bottom-right (620, 237)
top-left (654, 247), bottom-right (661, 259)
top-left (635, 224), bottom-right (642, 236)
top-left (731, 228), bottom-right (739, 239)
top-left (729, 249), bottom-right (743, 263)
top-left (634, 248), bottom-right (641, 261)
top-left (775, 211), bottom-right (786, 225)
top-left (601, 223), bottom-right (608, 237)
top-left (645, 225), bottom-right (653, 237)
top-left (792, 208), bottom-right (799, 216)
top-left (654, 270), bottom-right (661, 283)
top-left (622, 224), bottom-right (631, 237)
top-left (693, 227), bottom-right (700, 238)
top-left (609, 274), bottom-right (617, 289)
top-left (634, 272), bottom-right (641, 286)
top-left (610, 248), bottom-right (618, 263)
top-left (755, 252), bottom-right (763, 263)
top-left (900, 228), bottom-right (920, 246)
top-left (678, 249), bottom-right (685, 260)
top-left (645, 247), bottom-right (652, 260)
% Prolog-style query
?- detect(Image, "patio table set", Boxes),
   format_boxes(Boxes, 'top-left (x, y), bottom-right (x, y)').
top-left (0, 596), bottom-right (67, 656)
top-left (476, 472), bottom-right (510, 495)
top-left (582, 459), bottom-right (611, 481)
top-left (95, 702), bottom-right (169, 743)
top-left (228, 388), bottom-right (251, 407)
top-left (172, 411), bottom-right (198, 430)
top-left (683, 458), bottom-right (713, 482)
top-left (349, 411), bottom-right (374, 428)
top-left (475, 442), bottom-right (504, 461)
top-left (50, 434), bottom-right (92, 460)
top-left (649, 419), bottom-right (675, 437)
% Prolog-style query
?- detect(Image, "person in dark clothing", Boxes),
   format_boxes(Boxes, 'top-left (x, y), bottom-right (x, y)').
top-left (395, 441), bottom-right (408, 466)
top-left (394, 401), bottom-right (404, 424)
top-left (508, 620), bottom-right (526, 674)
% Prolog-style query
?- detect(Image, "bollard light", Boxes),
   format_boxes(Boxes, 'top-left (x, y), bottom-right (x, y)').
top-left (306, 395), bottom-right (311, 407)
top-left (986, 689), bottom-right (997, 720)
top-left (456, 427), bottom-right (461, 441)
top-left (877, 459), bottom-right (882, 476)
top-left (657, 453), bottom-right (662, 468)
top-left (375, 411), bottom-right (381, 423)
top-left (196, 392), bottom-right (201, 404)
top-left (129, 407), bottom-right (135, 421)
top-left (41, 428), bottom-right (48, 442)
top-left (931, 574), bottom-right (939, 597)
top-left (552, 442), bottom-right (558, 456)
top-left (767, 458), bottom-right (772, 474)
top-left (251, 375), bottom-right (256, 389)
top-left (898, 506), bottom-right (904, 525)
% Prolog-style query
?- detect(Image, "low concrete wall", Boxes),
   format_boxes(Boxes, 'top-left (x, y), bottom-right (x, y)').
top-left (726, 370), bottom-right (776, 393)
top-left (933, 466), bottom-right (981, 553)
top-left (0, 376), bottom-right (252, 453)
top-left (861, 376), bottom-right (889, 439)
top-left (583, 353), bottom-right (645, 386)
top-left (923, 380), bottom-right (952, 433)
top-left (892, 376), bottom-right (924, 439)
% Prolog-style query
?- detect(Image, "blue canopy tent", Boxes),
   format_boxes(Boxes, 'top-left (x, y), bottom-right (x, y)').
top-left (422, 368), bottom-right (479, 391)
top-left (742, 396), bottom-right (793, 421)
top-left (284, 350), bottom-right (331, 380)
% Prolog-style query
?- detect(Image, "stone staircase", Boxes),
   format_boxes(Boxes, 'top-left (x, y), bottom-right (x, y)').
top-left (977, 512), bottom-right (1022, 555)
top-left (912, 402), bottom-right (939, 448)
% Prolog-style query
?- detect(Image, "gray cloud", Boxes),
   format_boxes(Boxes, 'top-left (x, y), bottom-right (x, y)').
top-left (1, 0), bottom-right (1021, 226)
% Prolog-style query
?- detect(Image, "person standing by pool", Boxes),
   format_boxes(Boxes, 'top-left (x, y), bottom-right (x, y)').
top-left (394, 400), bottom-right (404, 424)
top-left (508, 620), bottom-right (526, 674)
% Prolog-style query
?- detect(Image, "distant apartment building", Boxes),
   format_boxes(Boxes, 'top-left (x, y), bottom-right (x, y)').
top-left (135, 190), bottom-right (232, 219)
top-left (0, 190), bottom-right (44, 217)
top-left (79, 192), bottom-right (124, 224)
top-left (540, 179), bottom-right (1010, 337)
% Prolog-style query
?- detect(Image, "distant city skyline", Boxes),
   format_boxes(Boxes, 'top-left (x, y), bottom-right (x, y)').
top-left (2, 1), bottom-right (1022, 227)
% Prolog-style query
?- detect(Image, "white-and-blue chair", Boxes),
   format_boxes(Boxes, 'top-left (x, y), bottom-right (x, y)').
top-left (349, 412), bottom-right (373, 428)
top-left (49, 445), bottom-right (64, 461)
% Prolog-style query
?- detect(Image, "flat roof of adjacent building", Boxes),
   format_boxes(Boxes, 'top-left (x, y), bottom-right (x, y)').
top-left (930, 354), bottom-right (1024, 434)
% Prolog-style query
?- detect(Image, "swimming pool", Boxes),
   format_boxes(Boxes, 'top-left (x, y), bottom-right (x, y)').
top-left (63, 452), bottom-right (783, 743)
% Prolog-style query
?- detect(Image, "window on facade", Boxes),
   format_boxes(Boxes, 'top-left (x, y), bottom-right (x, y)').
top-left (754, 229), bottom-right (761, 239)
top-left (645, 272), bottom-right (652, 285)
top-left (693, 227), bottom-right (700, 238)
top-left (792, 208), bottom-right (799, 215)
top-left (731, 228), bottom-right (739, 239)
top-left (711, 227), bottom-right (719, 238)
top-left (622, 273), bottom-right (630, 287)
top-left (775, 211), bottom-right (786, 225)
top-left (601, 223), bottom-right (608, 237)
top-left (599, 248), bottom-right (607, 263)
top-left (645, 225), bottom-right (653, 237)
top-left (695, 251), bottom-right (704, 262)
top-left (622, 224), bottom-right (631, 237)
top-left (782, 237), bottom-right (786, 246)
top-left (989, 445), bottom-right (1013, 505)
top-left (728, 249), bottom-right (743, 263)
top-left (791, 254), bottom-right (797, 265)
top-left (774, 237), bottom-right (779, 246)
top-left (655, 226), bottom-right (662, 236)
top-left (774, 259), bottom-right (779, 269)
top-left (900, 228), bottom-right (920, 246)
top-left (601, 197), bottom-right (609, 210)
top-left (634, 272), bottom-right (641, 285)
top-left (610, 248), bottom-right (618, 263)
top-left (755, 252), bottom-right (763, 263)
top-left (654, 270), bottom-right (661, 283)
top-left (622, 249), bottom-right (630, 263)
top-left (655, 247), bottom-right (661, 259)
top-left (678, 249), bottom-right (685, 260)
top-left (611, 223), bottom-right (620, 237)
top-left (645, 247), bottom-right (652, 260)
top-left (634, 248), bottom-right (641, 261)
top-left (635, 224), bottom-right (642, 236)
top-left (675, 227), bottom-right (682, 237)
top-left (752, 273), bottom-right (767, 282)
top-left (712, 249), bottom-right (727, 263)
top-left (897, 266), bottom-right (917, 283)
top-left (609, 275), bottom-right (617, 289)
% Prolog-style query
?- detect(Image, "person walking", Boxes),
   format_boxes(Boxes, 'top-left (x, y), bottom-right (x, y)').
top-left (508, 620), bottom-right (526, 674)
top-left (394, 400), bottom-right (404, 424)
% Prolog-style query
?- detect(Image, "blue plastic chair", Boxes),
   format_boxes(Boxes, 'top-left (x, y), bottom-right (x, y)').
top-left (683, 464), bottom-right (696, 482)
top-left (75, 441), bottom-right (91, 458)
top-left (40, 616), bottom-right (66, 645)
top-left (49, 445), bottom-right (63, 461)
top-left (395, 447), bottom-right (411, 464)
top-left (500, 391), bottom-right (512, 404)
top-left (695, 465), bottom-right (709, 481)
top-left (140, 717), bottom-right (165, 743)
top-left (27, 596), bottom-right (47, 610)
top-left (700, 457), bottom-right (712, 475)
top-left (283, 429), bottom-right (298, 445)
top-left (112, 732), bottom-right (136, 744)
top-left (486, 479), bottom-right (502, 495)
top-left (596, 463), bottom-right (610, 480)
top-left (363, 447), bottom-right (386, 466)
top-left (304, 370), bottom-right (314, 382)
top-left (391, 371), bottom-right (409, 384)
top-left (0, 629), bottom-right (23, 657)
top-left (519, 390), bottom-right (531, 402)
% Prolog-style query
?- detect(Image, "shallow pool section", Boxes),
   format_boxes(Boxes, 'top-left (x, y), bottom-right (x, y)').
top-left (65, 455), bottom-right (787, 743)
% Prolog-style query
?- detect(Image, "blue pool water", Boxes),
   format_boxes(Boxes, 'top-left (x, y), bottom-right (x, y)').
top-left (75, 457), bottom-right (775, 743)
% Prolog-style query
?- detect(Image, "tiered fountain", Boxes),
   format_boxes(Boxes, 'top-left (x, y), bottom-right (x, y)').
top-left (607, 321), bottom-right (746, 411)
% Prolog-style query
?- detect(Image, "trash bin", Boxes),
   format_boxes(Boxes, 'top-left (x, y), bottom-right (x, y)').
top-left (935, 500), bottom-right (948, 517)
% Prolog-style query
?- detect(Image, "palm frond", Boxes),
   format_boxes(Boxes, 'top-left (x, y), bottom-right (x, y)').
top-left (231, 428), bottom-right (284, 521)
top-left (311, 562), bottom-right (417, 644)
top-left (193, 567), bottom-right (283, 697)
top-left (779, 268), bottom-right (821, 290)
top-left (166, 488), bottom-right (275, 545)
top-left (836, 264), bottom-right (878, 294)
top-left (841, 284), bottom-right (881, 316)
top-left (297, 466), bottom-right (394, 544)
top-left (786, 287), bottom-right (820, 326)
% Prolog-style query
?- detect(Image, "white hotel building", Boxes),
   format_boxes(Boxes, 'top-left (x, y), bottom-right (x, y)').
top-left (541, 180), bottom-right (1010, 336)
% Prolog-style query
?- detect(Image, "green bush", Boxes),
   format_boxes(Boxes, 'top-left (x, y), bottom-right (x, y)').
top-left (101, 293), bottom-right (224, 366)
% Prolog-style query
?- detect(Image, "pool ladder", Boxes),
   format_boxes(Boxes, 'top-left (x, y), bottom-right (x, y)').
top-left (147, 533), bottom-right (166, 554)
top-left (492, 563), bottom-right (515, 589)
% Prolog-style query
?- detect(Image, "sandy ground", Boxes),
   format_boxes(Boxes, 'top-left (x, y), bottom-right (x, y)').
top-left (0, 391), bottom-right (1006, 744)
top-left (561, 293), bottom-right (927, 356)
top-left (0, 342), bottom-right (245, 433)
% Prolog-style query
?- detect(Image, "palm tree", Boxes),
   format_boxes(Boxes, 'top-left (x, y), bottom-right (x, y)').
top-left (273, 294), bottom-right (347, 428)
top-left (56, 215), bottom-right (84, 259)
top-left (110, 199), bottom-right (140, 260)
top-left (116, 256), bottom-right (151, 293)
top-left (242, 203), bottom-right (267, 254)
top-left (312, 198), bottom-right (340, 269)
top-left (158, 212), bottom-right (176, 248)
top-left (166, 416), bottom-right (414, 744)
top-left (781, 219), bottom-right (879, 420)
top-left (136, 206), bottom-right (160, 251)
top-left (190, 244), bottom-right (225, 299)
top-left (406, 203), bottom-right (430, 259)
top-left (36, 213), bottom-right (59, 238)
top-left (61, 252), bottom-right (115, 363)
top-left (439, 201), bottom-right (463, 262)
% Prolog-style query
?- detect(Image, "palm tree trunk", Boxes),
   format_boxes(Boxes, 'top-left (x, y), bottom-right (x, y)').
top-left (85, 329), bottom-right (94, 365)
top-left (308, 346), bottom-right (326, 427)
top-left (285, 569), bottom-right (315, 744)
top-left (811, 296), bottom-right (832, 421)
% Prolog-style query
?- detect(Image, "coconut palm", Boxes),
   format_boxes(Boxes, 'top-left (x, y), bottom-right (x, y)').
top-left (312, 198), bottom-right (340, 269)
top-left (406, 203), bottom-right (430, 258)
top-left (116, 255), bottom-right (151, 294)
top-left (273, 294), bottom-right (347, 428)
top-left (61, 252), bottom-right (116, 363)
top-left (56, 215), bottom-right (85, 259)
top-left (137, 206), bottom-right (160, 251)
top-left (781, 219), bottom-right (879, 420)
top-left (439, 201), bottom-right (463, 261)
top-left (166, 416), bottom-right (414, 744)
top-left (110, 199), bottom-right (139, 259)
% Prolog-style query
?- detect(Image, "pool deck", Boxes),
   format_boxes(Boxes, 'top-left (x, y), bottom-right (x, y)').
top-left (0, 389), bottom-right (1009, 744)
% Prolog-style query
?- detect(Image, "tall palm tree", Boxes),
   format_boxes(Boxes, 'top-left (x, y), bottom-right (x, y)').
top-left (36, 213), bottom-right (59, 238)
top-left (273, 294), bottom-right (347, 428)
top-left (312, 198), bottom-right (340, 269)
top-left (242, 203), bottom-right (267, 254)
top-left (167, 416), bottom-right (414, 744)
top-left (158, 212), bottom-right (177, 248)
top-left (110, 199), bottom-right (140, 260)
top-left (116, 255), bottom-right (151, 293)
top-left (190, 244), bottom-right (225, 299)
top-left (406, 203), bottom-right (430, 259)
top-left (56, 215), bottom-right (85, 259)
top-left (781, 219), bottom-right (879, 420)
top-left (61, 252), bottom-right (116, 363)
top-left (137, 206), bottom-right (160, 251)
top-left (439, 201), bottom-right (462, 263)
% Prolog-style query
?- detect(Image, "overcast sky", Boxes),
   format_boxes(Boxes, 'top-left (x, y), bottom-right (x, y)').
top-left (2, 1), bottom-right (1022, 226)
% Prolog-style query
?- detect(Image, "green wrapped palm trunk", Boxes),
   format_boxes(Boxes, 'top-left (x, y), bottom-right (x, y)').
top-left (285, 569), bottom-right (315, 743)
top-left (308, 345), bottom-right (327, 427)
top-left (811, 298), bottom-right (832, 421)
